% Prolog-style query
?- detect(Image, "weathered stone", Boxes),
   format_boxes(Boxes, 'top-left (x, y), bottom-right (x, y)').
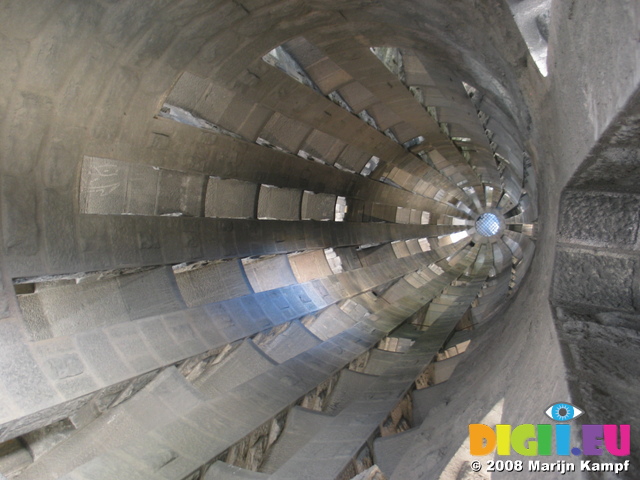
top-left (559, 190), bottom-right (640, 245)
top-left (553, 249), bottom-right (637, 311)
top-left (205, 177), bottom-right (258, 219)
top-left (0, 394), bottom-right (92, 443)
top-left (257, 185), bottom-right (302, 221)
top-left (45, 353), bottom-right (85, 380)
top-left (22, 418), bottom-right (75, 460)
top-left (0, 345), bottom-right (60, 413)
top-left (156, 169), bottom-right (205, 216)
top-left (79, 157), bottom-right (129, 215)
top-left (0, 438), bottom-right (32, 477)
top-left (1, 177), bottom-right (39, 257)
top-left (76, 331), bottom-right (132, 385)
top-left (301, 191), bottom-right (336, 221)
top-left (243, 255), bottom-right (297, 293)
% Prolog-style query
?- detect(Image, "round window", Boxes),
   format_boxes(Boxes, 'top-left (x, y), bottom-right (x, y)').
top-left (476, 213), bottom-right (501, 237)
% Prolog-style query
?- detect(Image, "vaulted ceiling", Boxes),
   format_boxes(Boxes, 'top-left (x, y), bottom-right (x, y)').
top-left (0, 1), bottom-right (638, 479)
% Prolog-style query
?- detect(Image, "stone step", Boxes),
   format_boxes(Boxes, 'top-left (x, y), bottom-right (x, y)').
top-left (432, 353), bottom-right (466, 385)
top-left (194, 339), bottom-right (278, 398)
top-left (261, 407), bottom-right (333, 474)
top-left (388, 323), bottom-right (423, 340)
top-left (305, 304), bottom-right (359, 341)
top-left (324, 369), bottom-right (378, 416)
top-left (174, 259), bottom-right (253, 307)
top-left (17, 267), bottom-right (185, 341)
top-left (61, 320), bottom-right (387, 480)
top-left (362, 349), bottom-right (405, 376)
top-left (372, 427), bottom-right (421, 477)
top-left (0, 438), bottom-right (32, 478)
top-left (255, 321), bottom-right (322, 364)
top-left (18, 368), bottom-right (205, 480)
top-left (411, 382), bottom-right (448, 426)
top-left (270, 321), bottom-right (460, 480)
top-left (443, 329), bottom-right (472, 350)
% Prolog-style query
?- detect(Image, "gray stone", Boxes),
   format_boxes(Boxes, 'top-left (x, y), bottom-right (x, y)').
top-left (559, 190), bottom-right (640, 245)
top-left (301, 191), bottom-right (336, 221)
top-left (79, 157), bottom-right (128, 215)
top-left (125, 163), bottom-right (160, 215)
top-left (0, 438), bottom-right (32, 477)
top-left (22, 418), bottom-right (76, 460)
top-left (117, 267), bottom-right (185, 320)
top-left (194, 340), bottom-right (277, 398)
top-left (0, 344), bottom-right (60, 413)
top-left (1, 177), bottom-right (39, 256)
top-left (553, 249), bottom-right (637, 311)
top-left (204, 461), bottom-right (270, 479)
top-left (0, 394), bottom-right (92, 443)
top-left (243, 255), bottom-right (297, 293)
top-left (205, 177), bottom-right (258, 219)
top-left (256, 321), bottom-right (321, 364)
top-left (44, 353), bottom-right (85, 380)
top-left (76, 331), bottom-right (133, 385)
top-left (257, 185), bottom-right (303, 221)
top-left (259, 112), bottom-right (312, 153)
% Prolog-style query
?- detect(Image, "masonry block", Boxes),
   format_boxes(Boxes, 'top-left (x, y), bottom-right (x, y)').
top-left (559, 190), bottom-right (640, 245)
top-left (257, 185), bottom-right (302, 220)
top-left (553, 249), bottom-right (637, 311)
top-left (205, 177), bottom-right (258, 219)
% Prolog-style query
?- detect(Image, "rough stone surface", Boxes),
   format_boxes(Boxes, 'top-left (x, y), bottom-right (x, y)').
top-left (175, 260), bottom-right (253, 307)
top-left (553, 249), bottom-right (637, 311)
top-left (257, 186), bottom-right (303, 221)
top-left (556, 309), bottom-right (640, 470)
top-left (205, 177), bottom-right (258, 219)
top-left (558, 190), bottom-right (640, 246)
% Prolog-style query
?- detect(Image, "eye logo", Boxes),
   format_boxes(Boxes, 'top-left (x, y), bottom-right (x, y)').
top-left (545, 402), bottom-right (584, 422)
